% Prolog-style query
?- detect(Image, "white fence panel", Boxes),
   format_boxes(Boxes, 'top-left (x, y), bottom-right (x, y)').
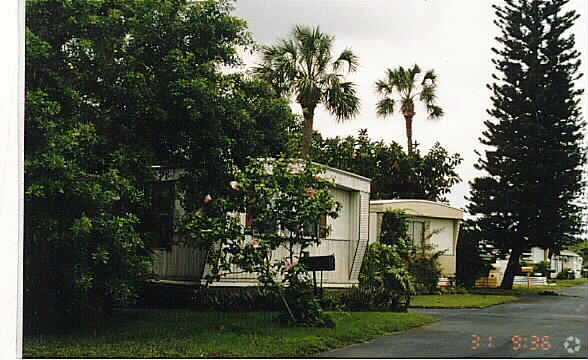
top-left (513, 276), bottom-right (548, 286)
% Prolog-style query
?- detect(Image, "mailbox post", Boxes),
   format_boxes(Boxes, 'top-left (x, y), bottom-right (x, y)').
top-left (299, 254), bottom-right (335, 296)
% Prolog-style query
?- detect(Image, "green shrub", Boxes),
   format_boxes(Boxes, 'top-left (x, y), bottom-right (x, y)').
top-left (277, 279), bottom-right (335, 328)
top-left (192, 287), bottom-right (282, 312)
top-left (538, 290), bottom-right (558, 296)
top-left (358, 211), bottom-right (414, 310)
top-left (556, 269), bottom-right (574, 280)
top-left (138, 283), bottom-right (197, 308)
top-left (339, 286), bottom-right (409, 312)
top-left (319, 291), bottom-right (344, 311)
top-left (358, 245), bottom-right (414, 311)
top-left (439, 285), bottom-right (469, 295)
top-left (532, 261), bottom-right (550, 276)
top-left (366, 209), bottom-right (445, 296)
top-left (339, 286), bottom-right (380, 311)
top-left (193, 284), bottom-right (339, 326)
top-left (408, 252), bottom-right (443, 295)
top-left (360, 243), bottom-right (415, 296)
top-left (380, 210), bottom-right (409, 246)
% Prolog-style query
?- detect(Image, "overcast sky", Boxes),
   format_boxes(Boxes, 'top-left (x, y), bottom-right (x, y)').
top-left (231, 0), bottom-right (588, 211)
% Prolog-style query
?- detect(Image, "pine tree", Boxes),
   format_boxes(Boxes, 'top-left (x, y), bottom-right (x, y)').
top-left (468, 0), bottom-right (586, 289)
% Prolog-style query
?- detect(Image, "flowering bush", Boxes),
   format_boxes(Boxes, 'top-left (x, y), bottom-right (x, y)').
top-left (180, 157), bottom-right (340, 326)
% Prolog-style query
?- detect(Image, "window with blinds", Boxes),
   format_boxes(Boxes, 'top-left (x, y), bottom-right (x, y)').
top-left (407, 220), bottom-right (425, 248)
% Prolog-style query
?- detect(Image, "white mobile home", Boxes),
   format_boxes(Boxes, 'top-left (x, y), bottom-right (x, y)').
top-left (550, 250), bottom-right (583, 279)
top-left (150, 164), bottom-right (371, 288)
top-left (521, 246), bottom-right (550, 264)
top-left (520, 246), bottom-right (583, 279)
top-left (368, 199), bottom-right (464, 279)
top-left (482, 248), bottom-right (583, 287)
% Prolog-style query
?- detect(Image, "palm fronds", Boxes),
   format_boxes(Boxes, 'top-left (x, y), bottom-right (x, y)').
top-left (374, 64), bottom-right (444, 153)
top-left (253, 25), bottom-right (361, 155)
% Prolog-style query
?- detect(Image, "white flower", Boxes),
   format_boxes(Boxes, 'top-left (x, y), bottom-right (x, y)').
top-left (203, 194), bottom-right (212, 203)
top-left (230, 181), bottom-right (241, 191)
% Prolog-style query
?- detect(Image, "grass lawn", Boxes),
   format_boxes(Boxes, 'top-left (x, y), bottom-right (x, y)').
top-left (549, 278), bottom-right (587, 288)
top-left (409, 294), bottom-right (518, 308)
top-left (471, 287), bottom-right (553, 296)
top-left (23, 310), bottom-right (438, 358)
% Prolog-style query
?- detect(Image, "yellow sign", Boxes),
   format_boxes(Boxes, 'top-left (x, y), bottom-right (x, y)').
top-left (521, 266), bottom-right (533, 273)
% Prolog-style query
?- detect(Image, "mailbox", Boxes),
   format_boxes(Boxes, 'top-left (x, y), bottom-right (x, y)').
top-left (300, 255), bottom-right (335, 271)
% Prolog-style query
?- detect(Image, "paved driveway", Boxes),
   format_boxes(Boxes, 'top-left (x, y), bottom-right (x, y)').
top-left (319, 283), bottom-right (587, 358)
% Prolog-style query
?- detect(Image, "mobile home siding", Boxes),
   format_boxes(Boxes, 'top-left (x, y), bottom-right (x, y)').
top-left (368, 200), bottom-right (463, 278)
top-left (153, 245), bottom-right (207, 280)
top-left (151, 163), bottom-right (371, 288)
top-left (349, 191), bottom-right (370, 282)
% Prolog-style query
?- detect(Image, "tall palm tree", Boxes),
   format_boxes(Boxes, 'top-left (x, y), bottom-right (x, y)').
top-left (375, 65), bottom-right (444, 154)
top-left (254, 25), bottom-right (360, 157)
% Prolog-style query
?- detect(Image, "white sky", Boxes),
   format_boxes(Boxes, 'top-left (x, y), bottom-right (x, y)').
top-left (232, 0), bottom-right (588, 211)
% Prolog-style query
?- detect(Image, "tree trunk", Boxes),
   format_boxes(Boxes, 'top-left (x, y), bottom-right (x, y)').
top-left (500, 247), bottom-right (523, 289)
top-left (404, 115), bottom-right (414, 155)
top-left (24, 217), bottom-right (58, 335)
top-left (301, 106), bottom-right (315, 158)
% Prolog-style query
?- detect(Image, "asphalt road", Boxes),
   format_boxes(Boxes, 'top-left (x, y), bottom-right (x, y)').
top-left (319, 283), bottom-right (587, 358)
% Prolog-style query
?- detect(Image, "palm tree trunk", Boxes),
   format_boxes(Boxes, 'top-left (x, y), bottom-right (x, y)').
top-left (404, 115), bottom-right (414, 155)
top-left (301, 106), bottom-right (315, 158)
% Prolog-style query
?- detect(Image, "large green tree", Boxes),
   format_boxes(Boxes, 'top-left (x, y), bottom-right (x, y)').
top-left (375, 65), bottom-right (444, 154)
top-left (25, 0), bottom-right (293, 333)
top-left (310, 129), bottom-right (462, 202)
top-left (254, 25), bottom-right (360, 157)
top-left (468, 0), bottom-right (586, 289)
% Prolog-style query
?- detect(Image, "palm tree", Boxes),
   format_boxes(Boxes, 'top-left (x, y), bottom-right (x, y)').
top-left (254, 25), bottom-right (360, 157)
top-left (375, 65), bottom-right (444, 154)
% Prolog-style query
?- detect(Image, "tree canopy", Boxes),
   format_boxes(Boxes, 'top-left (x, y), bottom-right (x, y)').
top-left (309, 129), bottom-right (462, 202)
top-left (25, 0), bottom-right (294, 333)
